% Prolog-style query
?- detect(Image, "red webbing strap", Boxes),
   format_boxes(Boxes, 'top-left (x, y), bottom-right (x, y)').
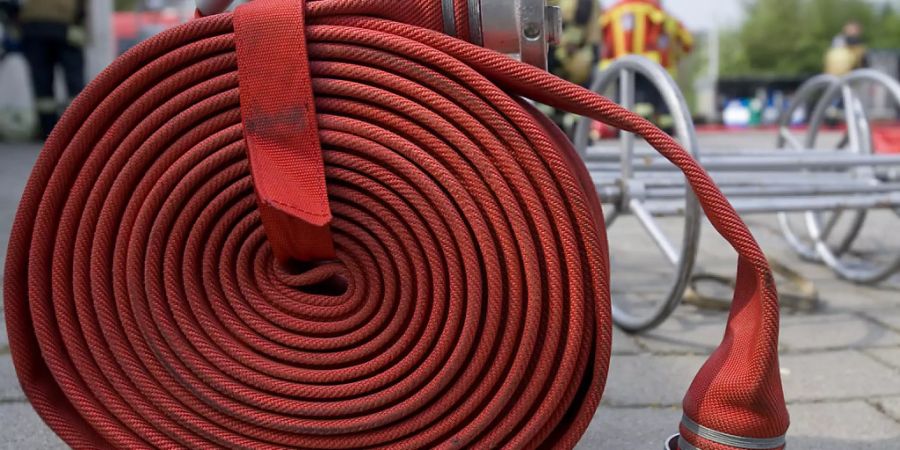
top-left (233, 0), bottom-right (335, 262)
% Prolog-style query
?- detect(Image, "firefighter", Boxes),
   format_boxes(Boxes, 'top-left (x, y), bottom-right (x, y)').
top-left (600, 0), bottom-right (692, 130)
top-left (0, 0), bottom-right (20, 61)
top-left (823, 21), bottom-right (867, 125)
top-left (544, 0), bottom-right (602, 137)
top-left (549, 0), bottom-right (602, 88)
top-left (824, 21), bottom-right (866, 76)
top-left (16, 0), bottom-right (86, 139)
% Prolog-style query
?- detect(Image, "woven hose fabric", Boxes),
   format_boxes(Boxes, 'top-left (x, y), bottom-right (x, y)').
top-left (4, 0), bottom-right (788, 448)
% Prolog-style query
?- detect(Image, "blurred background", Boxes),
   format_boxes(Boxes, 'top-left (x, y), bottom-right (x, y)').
top-left (0, 0), bottom-right (897, 140)
top-left (681, 0), bottom-right (900, 128)
top-left (0, 0), bottom-right (197, 140)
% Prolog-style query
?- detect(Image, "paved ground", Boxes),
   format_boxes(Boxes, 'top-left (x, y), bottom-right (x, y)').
top-left (1, 132), bottom-right (899, 449)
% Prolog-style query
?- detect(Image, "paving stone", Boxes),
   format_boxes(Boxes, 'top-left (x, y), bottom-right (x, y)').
top-left (1, 197), bottom-right (11, 353)
top-left (636, 303), bottom-right (900, 356)
top-left (0, 314), bottom-right (7, 352)
top-left (778, 313), bottom-right (900, 351)
top-left (813, 279), bottom-right (900, 312)
top-left (864, 347), bottom-right (900, 370)
top-left (634, 308), bottom-right (723, 355)
top-left (0, 354), bottom-right (24, 402)
top-left (863, 308), bottom-right (900, 333)
top-left (0, 403), bottom-right (65, 450)
top-left (611, 327), bottom-right (643, 355)
top-left (780, 350), bottom-right (900, 402)
top-left (786, 401), bottom-right (900, 449)
top-left (0, 145), bottom-right (60, 448)
top-left (878, 396), bottom-right (900, 422)
top-left (0, 143), bottom-right (39, 353)
top-left (602, 354), bottom-right (705, 407)
top-left (576, 406), bottom-right (680, 450)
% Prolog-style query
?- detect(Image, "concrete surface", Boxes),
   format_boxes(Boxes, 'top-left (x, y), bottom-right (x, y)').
top-left (1, 131), bottom-right (899, 449)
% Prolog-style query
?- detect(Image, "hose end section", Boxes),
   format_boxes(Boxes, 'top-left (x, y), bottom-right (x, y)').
top-left (674, 414), bottom-right (788, 449)
top-left (674, 260), bottom-right (789, 449)
top-left (666, 431), bottom-right (788, 449)
top-left (232, 0), bottom-right (336, 262)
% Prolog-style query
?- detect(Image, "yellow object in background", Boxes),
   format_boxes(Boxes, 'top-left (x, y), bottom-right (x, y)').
top-left (19, 0), bottom-right (82, 25)
top-left (600, 0), bottom-right (692, 77)
top-left (548, 0), bottom-right (602, 87)
top-left (825, 45), bottom-right (866, 76)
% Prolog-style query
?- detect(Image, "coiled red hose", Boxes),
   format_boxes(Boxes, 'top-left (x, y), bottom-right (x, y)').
top-left (4, 1), bottom-right (788, 448)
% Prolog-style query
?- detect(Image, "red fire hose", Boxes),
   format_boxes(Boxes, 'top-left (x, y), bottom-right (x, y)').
top-left (4, 0), bottom-right (788, 448)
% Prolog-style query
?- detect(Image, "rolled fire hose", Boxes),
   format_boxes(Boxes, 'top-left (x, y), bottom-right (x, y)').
top-left (4, 0), bottom-right (788, 448)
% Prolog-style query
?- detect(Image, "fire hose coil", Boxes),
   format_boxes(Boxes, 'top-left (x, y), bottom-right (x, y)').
top-left (4, 0), bottom-right (788, 448)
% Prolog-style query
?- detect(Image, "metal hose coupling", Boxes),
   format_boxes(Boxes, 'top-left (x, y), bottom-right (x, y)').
top-left (667, 413), bottom-right (788, 449)
top-left (196, 0), bottom-right (562, 68)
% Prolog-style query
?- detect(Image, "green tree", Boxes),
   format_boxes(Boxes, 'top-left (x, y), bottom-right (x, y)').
top-left (870, 4), bottom-right (900, 49)
top-left (115, 0), bottom-right (140, 11)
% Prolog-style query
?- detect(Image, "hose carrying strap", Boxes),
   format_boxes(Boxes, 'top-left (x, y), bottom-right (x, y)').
top-left (4, 0), bottom-right (787, 449)
top-left (233, 0), bottom-right (334, 261)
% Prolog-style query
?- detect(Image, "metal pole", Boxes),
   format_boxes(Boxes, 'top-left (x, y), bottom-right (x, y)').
top-left (642, 193), bottom-right (900, 216)
top-left (630, 199), bottom-right (680, 265)
top-left (590, 171), bottom-right (895, 186)
top-left (86, 0), bottom-right (116, 80)
top-left (619, 69), bottom-right (637, 182)
top-left (635, 183), bottom-right (900, 199)
top-left (586, 146), bottom-right (865, 159)
top-left (584, 153), bottom-right (900, 172)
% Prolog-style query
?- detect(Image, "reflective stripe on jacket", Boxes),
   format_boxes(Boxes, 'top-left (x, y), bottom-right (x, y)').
top-left (20, 0), bottom-right (83, 25)
top-left (600, 0), bottom-right (692, 74)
